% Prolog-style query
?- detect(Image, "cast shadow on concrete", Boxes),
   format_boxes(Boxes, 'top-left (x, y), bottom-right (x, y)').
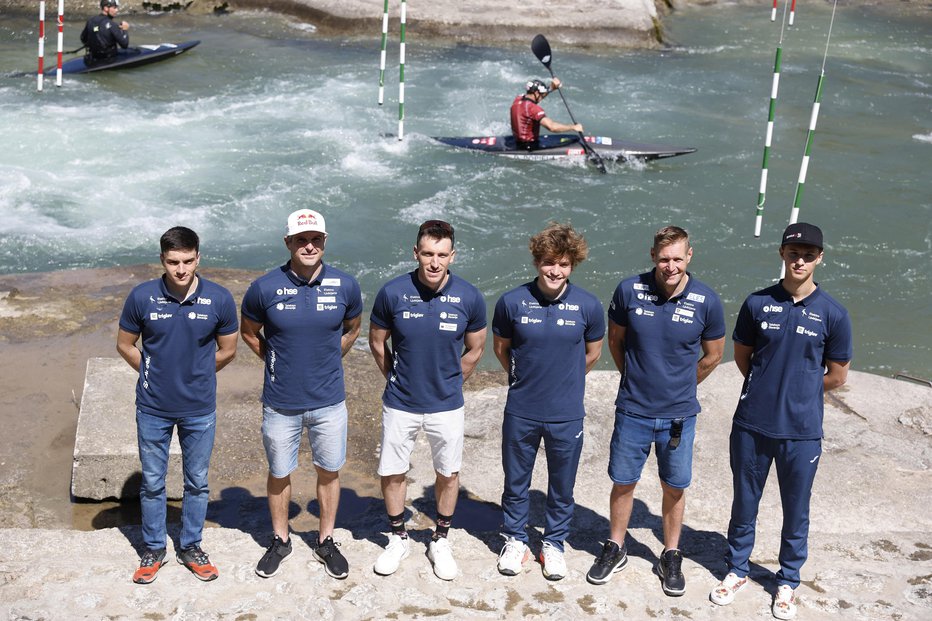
top-left (299, 487), bottom-right (385, 550)
top-left (626, 497), bottom-right (770, 587)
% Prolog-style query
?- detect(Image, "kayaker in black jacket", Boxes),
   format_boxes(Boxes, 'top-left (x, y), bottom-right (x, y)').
top-left (80, 0), bottom-right (129, 66)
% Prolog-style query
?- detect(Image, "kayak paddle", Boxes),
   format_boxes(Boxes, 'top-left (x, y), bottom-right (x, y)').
top-left (531, 34), bottom-right (606, 173)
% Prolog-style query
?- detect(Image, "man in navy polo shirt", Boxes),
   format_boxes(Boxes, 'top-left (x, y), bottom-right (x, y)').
top-left (492, 222), bottom-right (604, 581)
top-left (368, 219), bottom-right (487, 581)
top-left (117, 226), bottom-right (238, 584)
top-left (587, 225), bottom-right (725, 596)
top-left (240, 209), bottom-right (362, 580)
top-left (710, 223), bottom-right (851, 620)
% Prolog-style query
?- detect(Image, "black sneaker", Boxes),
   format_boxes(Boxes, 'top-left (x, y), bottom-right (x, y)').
top-left (586, 540), bottom-right (628, 585)
top-left (314, 535), bottom-right (349, 579)
top-left (132, 548), bottom-right (167, 584)
top-left (176, 545), bottom-right (219, 581)
top-left (656, 548), bottom-right (686, 596)
top-left (256, 535), bottom-right (293, 578)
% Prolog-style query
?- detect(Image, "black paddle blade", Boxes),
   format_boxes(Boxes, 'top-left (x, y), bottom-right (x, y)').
top-left (531, 34), bottom-right (552, 68)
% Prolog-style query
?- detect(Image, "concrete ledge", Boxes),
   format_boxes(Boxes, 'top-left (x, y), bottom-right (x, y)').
top-left (71, 358), bottom-right (183, 501)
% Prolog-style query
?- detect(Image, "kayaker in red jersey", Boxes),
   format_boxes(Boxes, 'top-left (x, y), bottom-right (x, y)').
top-left (510, 78), bottom-right (583, 150)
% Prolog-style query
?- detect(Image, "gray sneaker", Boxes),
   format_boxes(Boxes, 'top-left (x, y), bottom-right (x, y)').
top-left (256, 535), bottom-right (292, 578)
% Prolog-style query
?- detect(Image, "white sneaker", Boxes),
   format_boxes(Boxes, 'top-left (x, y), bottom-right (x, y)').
top-left (427, 537), bottom-right (458, 581)
top-left (373, 534), bottom-right (410, 576)
top-left (539, 541), bottom-right (567, 581)
top-left (497, 536), bottom-right (531, 576)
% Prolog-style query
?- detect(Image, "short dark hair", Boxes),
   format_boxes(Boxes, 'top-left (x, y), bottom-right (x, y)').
top-left (160, 226), bottom-right (199, 254)
top-left (653, 225), bottom-right (689, 251)
top-left (416, 220), bottom-right (455, 247)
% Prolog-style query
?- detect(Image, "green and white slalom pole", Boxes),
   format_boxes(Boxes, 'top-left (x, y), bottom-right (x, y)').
top-left (397, 0), bottom-right (407, 140)
top-left (781, 0), bottom-right (838, 278)
top-left (378, 0), bottom-right (389, 106)
top-left (755, 2), bottom-right (788, 237)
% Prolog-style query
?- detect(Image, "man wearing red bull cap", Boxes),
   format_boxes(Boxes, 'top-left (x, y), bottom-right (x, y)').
top-left (240, 209), bottom-right (363, 581)
top-left (710, 222), bottom-right (852, 620)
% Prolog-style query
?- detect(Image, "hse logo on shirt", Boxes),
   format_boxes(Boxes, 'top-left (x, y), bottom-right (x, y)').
top-left (276, 287), bottom-right (298, 296)
top-left (558, 303), bottom-right (580, 311)
top-left (196, 297), bottom-right (212, 305)
top-left (763, 304), bottom-right (784, 313)
top-left (637, 292), bottom-right (659, 302)
top-left (440, 295), bottom-right (461, 303)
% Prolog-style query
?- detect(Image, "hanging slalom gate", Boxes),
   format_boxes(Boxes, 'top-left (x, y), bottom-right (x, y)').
top-left (755, 1), bottom-right (839, 278)
top-left (377, 0), bottom-right (407, 140)
top-left (37, 0), bottom-right (65, 91)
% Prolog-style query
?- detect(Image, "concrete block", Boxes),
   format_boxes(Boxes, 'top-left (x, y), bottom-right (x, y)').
top-left (71, 358), bottom-right (183, 500)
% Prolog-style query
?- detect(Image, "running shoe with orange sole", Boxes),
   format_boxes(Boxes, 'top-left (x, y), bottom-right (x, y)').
top-left (132, 548), bottom-right (167, 584)
top-left (176, 545), bottom-right (219, 581)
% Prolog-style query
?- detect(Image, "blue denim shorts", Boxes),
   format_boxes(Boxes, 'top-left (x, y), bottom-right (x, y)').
top-left (607, 411), bottom-right (697, 489)
top-left (261, 401), bottom-right (348, 477)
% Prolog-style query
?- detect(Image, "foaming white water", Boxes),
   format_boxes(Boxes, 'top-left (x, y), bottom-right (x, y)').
top-left (0, 5), bottom-right (930, 377)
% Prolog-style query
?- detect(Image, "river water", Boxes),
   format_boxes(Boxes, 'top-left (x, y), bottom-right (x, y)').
top-left (1, 4), bottom-right (930, 379)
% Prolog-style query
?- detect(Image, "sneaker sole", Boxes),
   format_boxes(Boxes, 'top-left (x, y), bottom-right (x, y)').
top-left (314, 550), bottom-right (349, 580)
top-left (586, 556), bottom-right (628, 585)
top-left (255, 551), bottom-right (292, 578)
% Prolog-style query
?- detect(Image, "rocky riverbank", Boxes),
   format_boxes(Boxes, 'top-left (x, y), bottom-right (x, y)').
top-left (1, 0), bottom-right (928, 49)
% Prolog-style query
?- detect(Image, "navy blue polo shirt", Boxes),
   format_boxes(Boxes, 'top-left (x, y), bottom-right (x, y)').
top-left (493, 280), bottom-right (605, 422)
top-left (370, 270), bottom-right (486, 413)
top-left (241, 262), bottom-right (363, 410)
top-left (608, 270), bottom-right (725, 418)
top-left (733, 283), bottom-right (852, 440)
top-left (119, 275), bottom-right (238, 418)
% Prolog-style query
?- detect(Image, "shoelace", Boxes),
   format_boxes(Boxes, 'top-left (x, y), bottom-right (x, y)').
top-left (184, 547), bottom-right (209, 565)
top-left (595, 544), bottom-right (619, 566)
top-left (140, 552), bottom-right (160, 567)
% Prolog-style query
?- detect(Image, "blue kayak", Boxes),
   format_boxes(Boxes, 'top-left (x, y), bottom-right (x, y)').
top-left (51, 40), bottom-right (200, 74)
top-left (432, 134), bottom-right (696, 162)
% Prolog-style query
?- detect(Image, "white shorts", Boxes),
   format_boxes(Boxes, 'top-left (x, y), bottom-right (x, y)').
top-left (378, 405), bottom-right (465, 477)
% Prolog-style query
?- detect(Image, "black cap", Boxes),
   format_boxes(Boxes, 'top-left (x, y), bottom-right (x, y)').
top-left (781, 222), bottom-right (823, 249)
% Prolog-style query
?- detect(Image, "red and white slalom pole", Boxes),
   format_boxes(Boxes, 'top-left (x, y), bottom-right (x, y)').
top-left (37, 0), bottom-right (45, 91)
top-left (771, 0), bottom-right (778, 22)
top-left (789, 0), bottom-right (797, 26)
top-left (56, 0), bottom-right (64, 87)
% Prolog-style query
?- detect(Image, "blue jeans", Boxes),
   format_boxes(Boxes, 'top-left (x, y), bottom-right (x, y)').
top-left (607, 411), bottom-right (697, 488)
top-left (261, 401), bottom-right (348, 477)
top-left (501, 415), bottom-right (584, 551)
top-left (136, 409), bottom-right (216, 551)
